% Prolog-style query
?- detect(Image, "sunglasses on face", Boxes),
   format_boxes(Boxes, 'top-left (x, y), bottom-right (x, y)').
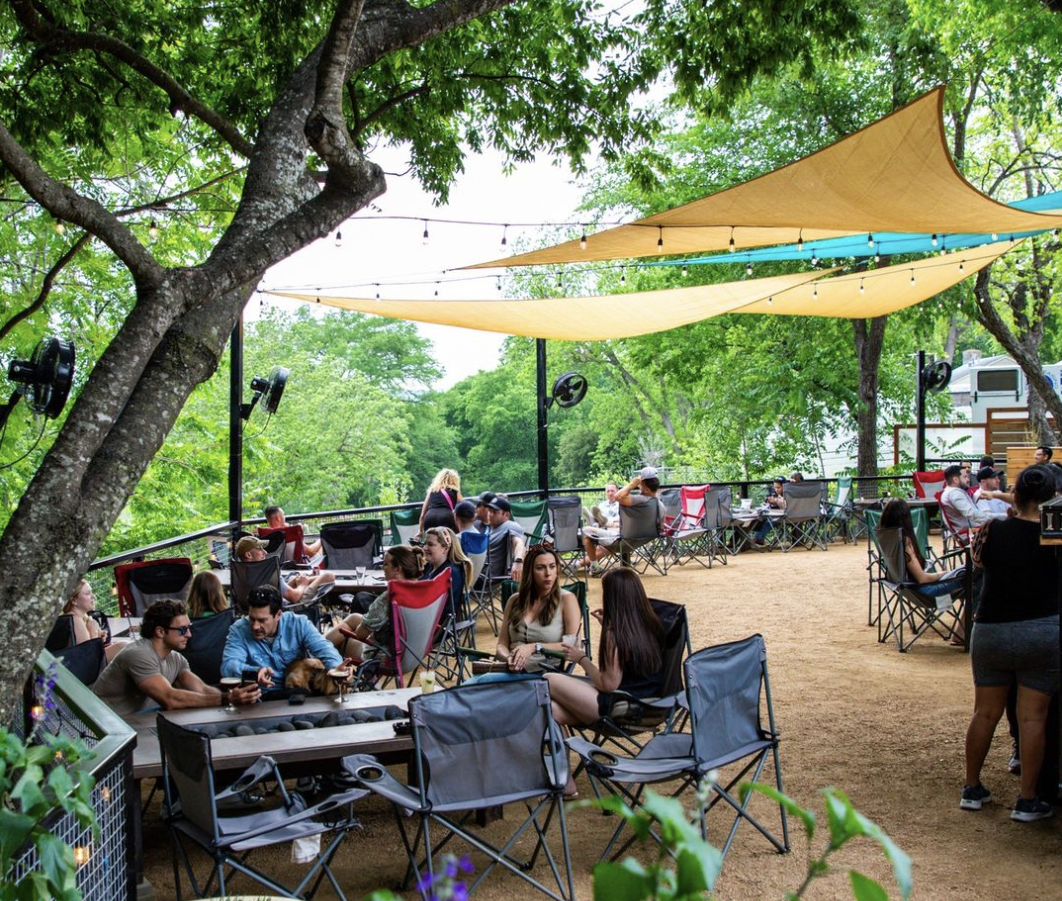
top-left (163, 624), bottom-right (193, 636)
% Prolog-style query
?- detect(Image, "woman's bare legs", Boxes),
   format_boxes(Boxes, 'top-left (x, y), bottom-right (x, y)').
top-left (965, 684), bottom-right (1009, 787)
top-left (326, 613), bottom-right (366, 659)
top-left (545, 672), bottom-right (601, 727)
top-left (1016, 684), bottom-right (1053, 800)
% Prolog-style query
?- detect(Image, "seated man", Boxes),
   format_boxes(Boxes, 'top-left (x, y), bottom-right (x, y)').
top-left (473, 492), bottom-right (496, 534)
top-left (485, 495), bottom-right (526, 582)
top-left (264, 504), bottom-right (321, 557)
top-left (583, 482), bottom-right (620, 529)
top-left (973, 466), bottom-right (1011, 519)
top-left (1034, 445), bottom-right (1054, 464)
top-left (753, 477), bottom-right (787, 546)
top-left (582, 469), bottom-right (665, 568)
top-left (939, 464), bottom-right (991, 532)
top-left (236, 535), bottom-right (335, 604)
top-left (221, 586), bottom-right (343, 694)
top-left (94, 599), bottom-right (260, 716)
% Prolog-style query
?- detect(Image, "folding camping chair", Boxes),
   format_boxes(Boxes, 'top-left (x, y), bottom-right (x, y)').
top-left (662, 485), bottom-right (714, 570)
top-left (913, 470), bottom-right (946, 499)
top-left (700, 486), bottom-right (731, 564)
top-left (320, 520), bottom-right (383, 569)
top-left (773, 482), bottom-right (828, 551)
top-left (460, 529), bottom-right (498, 635)
top-left (875, 526), bottom-right (969, 652)
top-left (934, 490), bottom-right (973, 552)
top-left (158, 714), bottom-right (364, 901)
top-left (344, 678), bottom-right (574, 901)
top-left (55, 639), bottom-right (107, 686)
top-left (390, 507), bottom-right (421, 545)
top-left (229, 555), bottom-right (281, 613)
top-left (257, 524), bottom-right (306, 563)
top-left (569, 634), bottom-right (789, 867)
top-left (181, 610), bottom-right (237, 686)
top-left (596, 501), bottom-right (667, 576)
top-left (510, 498), bottom-right (550, 545)
top-left (46, 614), bottom-right (77, 652)
top-left (822, 476), bottom-right (854, 543)
top-left (115, 558), bottom-right (194, 616)
top-left (355, 569), bottom-right (451, 690)
top-left (546, 496), bottom-right (585, 581)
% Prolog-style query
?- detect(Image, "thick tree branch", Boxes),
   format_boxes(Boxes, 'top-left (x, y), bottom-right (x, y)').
top-left (10, 0), bottom-right (255, 158)
top-left (0, 232), bottom-right (91, 343)
top-left (0, 120), bottom-right (162, 285)
top-left (354, 83), bottom-right (430, 136)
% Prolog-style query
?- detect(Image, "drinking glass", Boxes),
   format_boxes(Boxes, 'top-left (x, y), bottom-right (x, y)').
top-left (355, 566), bottom-right (366, 584)
top-left (329, 667), bottom-right (352, 703)
top-left (419, 669), bottom-right (436, 694)
top-left (562, 633), bottom-right (578, 648)
top-left (219, 677), bottom-right (241, 713)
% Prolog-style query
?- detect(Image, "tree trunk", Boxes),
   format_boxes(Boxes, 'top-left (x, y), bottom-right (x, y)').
top-left (853, 316), bottom-right (887, 491)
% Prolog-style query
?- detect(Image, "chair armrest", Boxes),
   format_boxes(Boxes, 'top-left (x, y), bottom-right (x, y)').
top-left (217, 787), bottom-right (367, 846)
top-left (458, 646), bottom-right (493, 660)
top-left (215, 756), bottom-right (283, 802)
top-left (341, 753), bottom-right (428, 812)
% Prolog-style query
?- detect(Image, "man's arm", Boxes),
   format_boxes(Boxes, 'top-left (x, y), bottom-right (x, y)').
top-left (509, 530), bottom-right (526, 581)
top-left (297, 617), bottom-right (343, 668)
top-left (136, 672), bottom-right (219, 710)
top-left (946, 488), bottom-right (990, 527)
top-left (220, 623), bottom-right (250, 679)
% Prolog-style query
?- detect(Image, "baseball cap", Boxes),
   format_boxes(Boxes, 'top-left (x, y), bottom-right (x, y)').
top-left (639, 466), bottom-right (658, 480)
top-left (773, 476), bottom-right (788, 484)
top-left (454, 499), bottom-right (477, 520)
top-left (977, 466), bottom-right (1001, 481)
top-left (235, 536), bottom-right (268, 558)
top-left (486, 495), bottom-right (511, 513)
top-left (475, 491), bottom-right (497, 507)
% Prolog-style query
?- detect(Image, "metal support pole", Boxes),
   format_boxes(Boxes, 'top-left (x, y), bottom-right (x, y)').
top-left (915, 350), bottom-right (926, 473)
top-left (536, 338), bottom-right (549, 499)
top-left (228, 317), bottom-right (244, 534)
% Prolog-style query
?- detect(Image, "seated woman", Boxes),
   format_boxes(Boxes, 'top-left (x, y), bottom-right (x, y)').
top-left (879, 497), bottom-right (967, 642)
top-left (546, 567), bottom-right (663, 727)
top-left (60, 579), bottom-right (128, 662)
top-left (326, 544), bottom-right (424, 660)
top-left (421, 526), bottom-right (472, 620)
top-left (186, 571), bottom-right (229, 619)
top-left (468, 544), bottom-right (581, 683)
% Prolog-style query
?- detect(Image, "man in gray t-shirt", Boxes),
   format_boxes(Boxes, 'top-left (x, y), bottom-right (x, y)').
top-left (94, 600), bottom-right (258, 717)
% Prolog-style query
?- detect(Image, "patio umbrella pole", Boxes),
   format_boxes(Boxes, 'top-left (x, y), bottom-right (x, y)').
top-left (536, 337), bottom-right (549, 499)
top-left (228, 315), bottom-right (244, 538)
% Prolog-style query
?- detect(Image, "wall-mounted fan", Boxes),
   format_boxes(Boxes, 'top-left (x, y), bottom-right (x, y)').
top-left (546, 371), bottom-right (587, 410)
top-left (240, 366), bottom-right (288, 420)
top-left (0, 336), bottom-right (76, 431)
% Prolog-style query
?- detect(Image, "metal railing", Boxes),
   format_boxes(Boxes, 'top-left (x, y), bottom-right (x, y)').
top-left (11, 652), bottom-right (137, 901)
top-left (84, 474), bottom-right (915, 611)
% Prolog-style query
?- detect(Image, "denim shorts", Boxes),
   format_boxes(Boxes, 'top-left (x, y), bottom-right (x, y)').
top-left (970, 616), bottom-right (1060, 695)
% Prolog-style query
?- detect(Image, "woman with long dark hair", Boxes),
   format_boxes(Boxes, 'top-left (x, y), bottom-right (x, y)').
top-left (962, 465), bottom-right (1059, 821)
top-left (546, 567), bottom-right (664, 728)
top-left (879, 498), bottom-right (965, 591)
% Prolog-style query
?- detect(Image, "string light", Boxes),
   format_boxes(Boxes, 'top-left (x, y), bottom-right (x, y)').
top-left (148, 219), bottom-right (159, 240)
top-left (797, 230), bottom-right (803, 252)
top-left (422, 220), bottom-right (430, 245)
top-left (1053, 228), bottom-right (1059, 238)
top-left (931, 234), bottom-right (938, 247)
top-left (767, 296), bottom-right (773, 304)
top-left (434, 282), bottom-right (439, 297)
top-left (811, 253), bottom-right (818, 266)
top-left (874, 247), bottom-right (880, 264)
top-left (657, 227), bottom-right (664, 249)
top-left (580, 232), bottom-right (588, 250)
top-left (100, 785), bottom-right (111, 803)
top-left (73, 846), bottom-right (91, 868)
top-left (813, 284), bottom-right (818, 299)
top-left (334, 230), bottom-right (343, 248)
top-left (909, 270), bottom-right (916, 286)
top-left (746, 263), bottom-right (753, 276)
top-left (728, 227), bottom-right (736, 253)
top-left (54, 220), bottom-right (65, 236)
top-left (556, 273), bottom-right (563, 290)
top-left (496, 276), bottom-right (502, 292)
top-left (681, 265), bottom-right (688, 278)
top-left (866, 232), bottom-right (873, 248)
top-left (620, 267), bottom-right (626, 285)
top-left (315, 295), bottom-right (320, 303)
top-left (500, 225), bottom-right (508, 247)
top-left (374, 283), bottom-right (380, 300)
top-left (991, 232), bottom-right (998, 240)
top-left (959, 260), bottom-right (965, 272)
top-left (859, 278), bottom-right (865, 295)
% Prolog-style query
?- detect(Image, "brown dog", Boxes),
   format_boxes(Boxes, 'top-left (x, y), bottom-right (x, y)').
top-left (283, 657), bottom-right (345, 696)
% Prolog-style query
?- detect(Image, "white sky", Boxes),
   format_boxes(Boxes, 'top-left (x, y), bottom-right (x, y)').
top-left (263, 147), bottom-right (587, 388)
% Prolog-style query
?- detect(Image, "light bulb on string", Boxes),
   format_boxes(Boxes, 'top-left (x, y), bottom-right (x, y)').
top-left (434, 282), bottom-right (440, 297)
top-left (767, 296), bottom-right (773, 305)
top-left (657, 226), bottom-right (664, 249)
top-left (813, 284), bottom-right (818, 299)
top-left (746, 263), bottom-right (753, 276)
top-left (148, 219), bottom-right (159, 240)
top-left (496, 276), bottom-right (502, 292)
top-left (874, 246), bottom-right (880, 263)
top-left (500, 225), bottom-right (508, 247)
top-left (422, 220), bottom-right (430, 245)
top-left (620, 267), bottom-right (626, 285)
top-left (867, 232), bottom-right (873, 248)
top-left (556, 273), bottom-right (563, 290)
top-left (334, 230), bottom-right (343, 248)
top-left (728, 227), bottom-right (736, 253)
top-left (374, 283), bottom-right (380, 300)
top-left (580, 232), bottom-right (587, 250)
top-left (909, 270), bottom-right (916, 286)
top-left (859, 278), bottom-right (865, 295)
top-left (931, 234), bottom-right (938, 247)
top-left (991, 232), bottom-right (998, 241)
top-left (54, 219), bottom-right (65, 236)
top-left (959, 260), bottom-right (965, 272)
top-left (797, 230), bottom-right (804, 252)
top-left (811, 253), bottom-right (818, 266)
top-left (681, 265), bottom-right (688, 278)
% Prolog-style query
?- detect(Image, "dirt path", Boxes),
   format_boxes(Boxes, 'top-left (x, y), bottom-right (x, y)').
top-left (141, 542), bottom-right (1061, 900)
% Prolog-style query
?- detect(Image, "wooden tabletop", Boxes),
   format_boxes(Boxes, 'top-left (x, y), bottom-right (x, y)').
top-left (129, 687), bottom-right (418, 779)
top-left (214, 567), bottom-right (386, 592)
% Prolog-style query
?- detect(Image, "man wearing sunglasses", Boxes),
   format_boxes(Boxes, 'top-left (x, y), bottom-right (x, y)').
top-left (95, 599), bottom-right (260, 716)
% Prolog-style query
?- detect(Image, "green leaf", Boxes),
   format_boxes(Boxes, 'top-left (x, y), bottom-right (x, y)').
top-left (850, 812), bottom-right (913, 901)
top-left (822, 788), bottom-right (852, 847)
top-left (35, 831), bottom-right (75, 892)
top-left (674, 843), bottom-right (723, 896)
top-left (591, 860), bottom-right (654, 901)
top-left (740, 782), bottom-right (815, 841)
top-left (364, 891), bottom-right (402, 901)
top-left (849, 870), bottom-right (890, 901)
top-left (641, 790), bottom-right (700, 845)
top-left (0, 808), bottom-right (35, 865)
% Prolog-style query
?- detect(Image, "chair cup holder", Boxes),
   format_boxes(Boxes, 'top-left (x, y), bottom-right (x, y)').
top-left (589, 750), bottom-right (619, 767)
top-left (356, 765), bottom-right (385, 782)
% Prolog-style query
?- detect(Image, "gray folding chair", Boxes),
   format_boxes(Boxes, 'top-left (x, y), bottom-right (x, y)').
top-left (55, 638), bottom-right (107, 685)
top-left (597, 500), bottom-right (667, 576)
top-left (569, 634), bottom-right (789, 867)
top-left (320, 520), bottom-right (383, 569)
top-left (229, 556), bottom-right (281, 612)
top-left (875, 527), bottom-right (968, 652)
top-left (774, 482), bottom-right (828, 551)
top-left (344, 678), bottom-right (573, 901)
top-left (158, 715), bottom-right (365, 901)
top-left (181, 609), bottom-right (236, 685)
top-left (701, 486), bottom-right (731, 564)
top-left (547, 496), bottom-right (585, 581)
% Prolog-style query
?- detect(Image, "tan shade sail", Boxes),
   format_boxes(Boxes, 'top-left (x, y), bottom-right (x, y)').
top-left (467, 88), bottom-right (1062, 269)
top-left (271, 269), bottom-right (833, 341)
top-left (737, 241), bottom-right (1017, 318)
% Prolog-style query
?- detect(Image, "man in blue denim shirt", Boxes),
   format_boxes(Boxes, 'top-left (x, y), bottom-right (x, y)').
top-left (221, 586), bottom-right (343, 691)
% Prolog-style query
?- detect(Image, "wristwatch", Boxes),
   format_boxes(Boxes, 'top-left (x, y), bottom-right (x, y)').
top-left (514, 557), bottom-right (524, 564)
top-left (534, 642), bottom-right (543, 654)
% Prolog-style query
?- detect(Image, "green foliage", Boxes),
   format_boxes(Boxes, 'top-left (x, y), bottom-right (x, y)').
top-left (0, 666), bottom-right (99, 901)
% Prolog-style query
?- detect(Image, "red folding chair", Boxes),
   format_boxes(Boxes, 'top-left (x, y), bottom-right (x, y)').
top-left (912, 470), bottom-right (946, 499)
top-left (115, 558), bottom-right (194, 616)
top-left (257, 524), bottom-right (306, 563)
top-left (934, 490), bottom-right (972, 552)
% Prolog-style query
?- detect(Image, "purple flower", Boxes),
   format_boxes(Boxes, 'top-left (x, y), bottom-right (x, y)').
top-left (458, 856), bottom-right (474, 874)
top-left (416, 874), bottom-right (436, 893)
top-left (452, 882), bottom-right (469, 901)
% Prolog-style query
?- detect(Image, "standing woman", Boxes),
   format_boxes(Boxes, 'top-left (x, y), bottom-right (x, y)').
top-left (547, 567), bottom-right (664, 728)
top-left (422, 527), bottom-right (473, 620)
top-left (962, 464), bottom-right (1059, 821)
top-left (419, 468), bottom-right (463, 534)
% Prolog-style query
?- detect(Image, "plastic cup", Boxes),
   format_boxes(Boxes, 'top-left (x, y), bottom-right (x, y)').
top-left (562, 634), bottom-right (578, 647)
top-left (419, 670), bottom-right (436, 694)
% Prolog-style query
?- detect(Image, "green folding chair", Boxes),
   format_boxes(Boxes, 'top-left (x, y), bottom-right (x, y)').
top-left (389, 507), bottom-right (420, 545)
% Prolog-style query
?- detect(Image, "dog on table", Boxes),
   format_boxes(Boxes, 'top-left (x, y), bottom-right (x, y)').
top-left (283, 657), bottom-right (351, 696)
